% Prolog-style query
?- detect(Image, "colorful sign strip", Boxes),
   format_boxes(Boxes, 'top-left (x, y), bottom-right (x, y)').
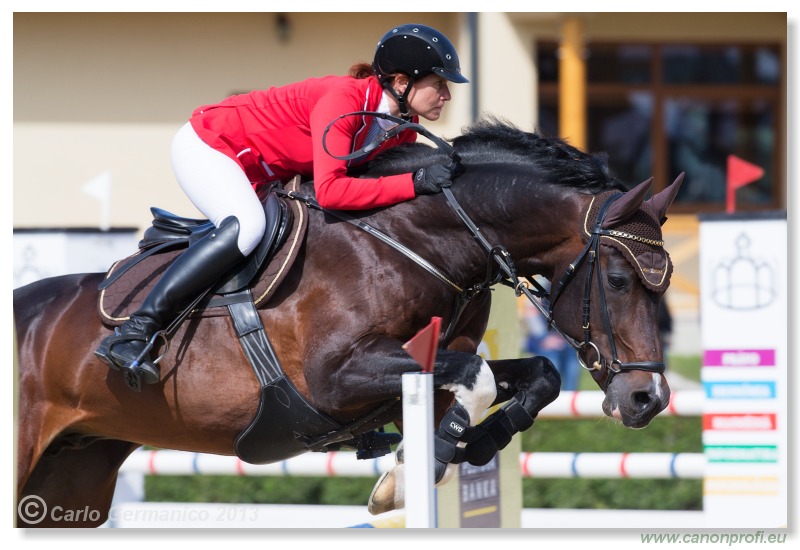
top-left (703, 413), bottom-right (777, 431)
top-left (703, 381), bottom-right (776, 399)
top-left (703, 349), bottom-right (775, 367)
top-left (704, 476), bottom-right (780, 496)
top-left (704, 445), bottom-right (778, 463)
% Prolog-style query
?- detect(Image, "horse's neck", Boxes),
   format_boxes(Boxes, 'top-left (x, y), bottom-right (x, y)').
top-left (444, 180), bottom-right (587, 280)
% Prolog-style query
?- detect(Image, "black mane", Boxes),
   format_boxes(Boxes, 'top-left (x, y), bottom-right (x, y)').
top-left (356, 118), bottom-right (625, 192)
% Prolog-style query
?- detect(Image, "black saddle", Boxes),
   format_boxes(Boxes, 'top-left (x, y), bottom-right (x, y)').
top-left (100, 192), bottom-right (290, 295)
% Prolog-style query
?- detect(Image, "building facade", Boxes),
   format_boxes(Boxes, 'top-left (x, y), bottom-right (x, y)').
top-left (13, 12), bottom-right (788, 338)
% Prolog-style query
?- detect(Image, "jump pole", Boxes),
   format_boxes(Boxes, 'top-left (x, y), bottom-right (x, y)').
top-left (401, 317), bottom-right (441, 528)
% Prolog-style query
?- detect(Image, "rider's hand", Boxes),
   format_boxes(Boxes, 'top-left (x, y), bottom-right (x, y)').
top-left (413, 164), bottom-right (455, 196)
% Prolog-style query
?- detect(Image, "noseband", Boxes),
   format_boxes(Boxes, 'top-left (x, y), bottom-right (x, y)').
top-left (543, 193), bottom-right (666, 391)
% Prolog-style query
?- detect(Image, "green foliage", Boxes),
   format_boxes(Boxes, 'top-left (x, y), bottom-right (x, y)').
top-left (521, 416), bottom-right (701, 453)
top-left (522, 478), bottom-right (702, 510)
top-left (668, 354), bottom-right (702, 381)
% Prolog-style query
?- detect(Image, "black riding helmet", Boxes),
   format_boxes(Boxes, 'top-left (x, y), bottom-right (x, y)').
top-left (373, 24), bottom-right (468, 119)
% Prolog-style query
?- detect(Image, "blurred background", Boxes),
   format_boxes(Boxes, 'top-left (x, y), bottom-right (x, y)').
top-left (12, 11), bottom-right (788, 517)
top-left (13, 12), bottom-right (787, 356)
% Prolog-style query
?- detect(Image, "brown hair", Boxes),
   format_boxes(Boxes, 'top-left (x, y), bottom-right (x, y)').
top-left (348, 62), bottom-right (376, 79)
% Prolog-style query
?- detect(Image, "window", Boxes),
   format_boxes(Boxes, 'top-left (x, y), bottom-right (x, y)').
top-left (537, 41), bottom-right (783, 212)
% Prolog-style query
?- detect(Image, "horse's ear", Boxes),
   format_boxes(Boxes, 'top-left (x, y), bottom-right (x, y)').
top-left (645, 172), bottom-right (685, 225)
top-left (602, 177), bottom-right (654, 228)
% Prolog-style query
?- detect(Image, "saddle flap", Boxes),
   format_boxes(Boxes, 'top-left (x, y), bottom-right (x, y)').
top-left (215, 192), bottom-right (288, 294)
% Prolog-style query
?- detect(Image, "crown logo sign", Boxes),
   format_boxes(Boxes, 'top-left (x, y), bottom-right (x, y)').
top-left (711, 233), bottom-right (776, 311)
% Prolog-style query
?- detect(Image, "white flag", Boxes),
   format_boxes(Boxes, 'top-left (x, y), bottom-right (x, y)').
top-left (82, 171), bottom-right (112, 230)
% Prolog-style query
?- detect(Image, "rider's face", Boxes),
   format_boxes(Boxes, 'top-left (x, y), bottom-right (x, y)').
top-left (393, 74), bottom-right (452, 121)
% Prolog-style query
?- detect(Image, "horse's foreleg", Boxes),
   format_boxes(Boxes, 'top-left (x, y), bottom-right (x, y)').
top-left (366, 349), bottom-right (497, 515)
top-left (431, 354), bottom-right (497, 482)
top-left (462, 356), bottom-right (561, 466)
top-left (18, 438), bottom-right (139, 527)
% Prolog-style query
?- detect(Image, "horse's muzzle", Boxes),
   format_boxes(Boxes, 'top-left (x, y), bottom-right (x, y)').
top-left (602, 373), bottom-right (670, 429)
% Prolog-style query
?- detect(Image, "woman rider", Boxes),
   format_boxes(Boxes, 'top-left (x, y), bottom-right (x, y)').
top-left (95, 23), bottom-right (469, 390)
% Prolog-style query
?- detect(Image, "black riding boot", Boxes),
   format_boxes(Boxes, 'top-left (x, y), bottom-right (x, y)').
top-left (95, 216), bottom-right (246, 391)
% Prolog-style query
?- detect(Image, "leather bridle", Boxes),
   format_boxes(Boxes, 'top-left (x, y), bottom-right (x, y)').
top-left (543, 193), bottom-right (666, 390)
top-left (320, 111), bottom-right (666, 391)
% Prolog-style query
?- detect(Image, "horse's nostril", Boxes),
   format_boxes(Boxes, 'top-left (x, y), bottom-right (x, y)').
top-left (633, 391), bottom-right (652, 407)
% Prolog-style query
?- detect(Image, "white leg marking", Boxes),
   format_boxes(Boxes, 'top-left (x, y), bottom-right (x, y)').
top-left (437, 360), bottom-right (498, 487)
top-left (441, 360), bottom-right (497, 424)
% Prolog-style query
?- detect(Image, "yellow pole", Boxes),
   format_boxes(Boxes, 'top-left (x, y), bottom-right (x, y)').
top-left (559, 17), bottom-right (587, 151)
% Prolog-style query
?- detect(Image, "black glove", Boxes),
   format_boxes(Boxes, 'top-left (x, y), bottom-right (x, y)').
top-left (413, 164), bottom-right (454, 196)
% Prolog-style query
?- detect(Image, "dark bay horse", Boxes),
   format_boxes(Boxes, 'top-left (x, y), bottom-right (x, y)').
top-left (14, 120), bottom-right (683, 527)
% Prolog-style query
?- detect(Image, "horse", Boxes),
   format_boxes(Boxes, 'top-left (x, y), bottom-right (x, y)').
top-left (14, 119), bottom-right (684, 527)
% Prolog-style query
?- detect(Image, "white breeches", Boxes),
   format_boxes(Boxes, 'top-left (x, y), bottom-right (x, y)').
top-left (171, 122), bottom-right (266, 256)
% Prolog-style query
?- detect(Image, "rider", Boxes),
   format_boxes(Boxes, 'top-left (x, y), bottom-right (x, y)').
top-left (95, 23), bottom-right (469, 389)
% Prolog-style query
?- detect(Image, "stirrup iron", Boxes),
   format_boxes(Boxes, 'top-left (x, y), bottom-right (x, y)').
top-left (129, 330), bottom-right (170, 368)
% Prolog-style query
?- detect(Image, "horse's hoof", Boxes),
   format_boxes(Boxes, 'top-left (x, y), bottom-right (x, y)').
top-left (368, 465), bottom-right (405, 515)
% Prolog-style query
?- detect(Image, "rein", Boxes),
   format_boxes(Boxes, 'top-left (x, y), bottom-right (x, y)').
top-left (316, 112), bottom-right (665, 387)
top-left (273, 187), bottom-right (464, 294)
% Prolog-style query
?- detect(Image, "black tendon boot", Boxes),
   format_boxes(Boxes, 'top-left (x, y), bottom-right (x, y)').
top-left (433, 402), bottom-right (472, 483)
top-left (95, 216), bottom-right (246, 391)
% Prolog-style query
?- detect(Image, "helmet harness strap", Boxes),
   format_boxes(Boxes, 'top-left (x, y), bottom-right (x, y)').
top-left (381, 76), bottom-right (415, 121)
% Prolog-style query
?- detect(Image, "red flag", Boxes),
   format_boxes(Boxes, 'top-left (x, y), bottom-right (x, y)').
top-left (402, 317), bottom-right (441, 373)
top-left (727, 155), bottom-right (764, 213)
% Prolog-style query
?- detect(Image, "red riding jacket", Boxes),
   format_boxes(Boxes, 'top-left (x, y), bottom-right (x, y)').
top-left (189, 75), bottom-right (418, 210)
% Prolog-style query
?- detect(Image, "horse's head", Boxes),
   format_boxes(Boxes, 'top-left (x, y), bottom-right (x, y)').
top-left (357, 119), bottom-right (685, 428)
top-left (549, 173), bottom-right (684, 428)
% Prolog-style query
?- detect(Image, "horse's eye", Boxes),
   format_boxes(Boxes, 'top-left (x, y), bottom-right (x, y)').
top-left (608, 275), bottom-right (626, 289)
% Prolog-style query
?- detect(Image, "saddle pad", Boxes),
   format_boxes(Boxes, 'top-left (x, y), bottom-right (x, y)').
top-left (98, 180), bottom-right (309, 326)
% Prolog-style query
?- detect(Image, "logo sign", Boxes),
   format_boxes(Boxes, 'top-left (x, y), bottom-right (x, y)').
top-left (699, 216), bottom-right (786, 527)
top-left (459, 454), bottom-right (501, 528)
top-left (708, 232), bottom-right (777, 311)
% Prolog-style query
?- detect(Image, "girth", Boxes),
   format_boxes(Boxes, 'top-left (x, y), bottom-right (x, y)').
top-left (227, 288), bottom-right (401, 464)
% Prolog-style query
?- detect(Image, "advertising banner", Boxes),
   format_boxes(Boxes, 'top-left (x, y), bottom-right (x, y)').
top-left (698, 212), bottom-right (787, 528)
